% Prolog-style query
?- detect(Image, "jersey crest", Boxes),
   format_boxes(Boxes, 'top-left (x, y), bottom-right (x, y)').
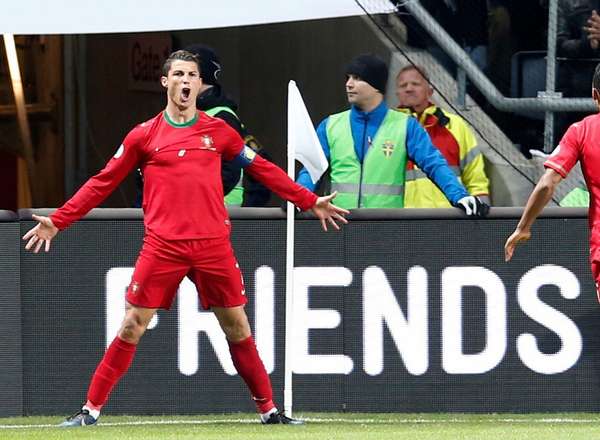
top-left (201, 135), bottom-right (215, 151)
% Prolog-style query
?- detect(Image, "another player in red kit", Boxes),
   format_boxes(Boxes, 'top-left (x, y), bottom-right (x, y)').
top-left (22, 50), bottom-right (348, 427)
top-left (505, 63), bottom-right (600, 297)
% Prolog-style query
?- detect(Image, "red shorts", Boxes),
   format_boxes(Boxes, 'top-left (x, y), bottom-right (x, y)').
top-left (126, 232), bottom-right (246, 310)
top-left (592, 260), bottom-right (600, 304)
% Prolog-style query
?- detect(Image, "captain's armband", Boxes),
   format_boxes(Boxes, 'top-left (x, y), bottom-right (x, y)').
top-left (231, 145), bottom-right (257, 168)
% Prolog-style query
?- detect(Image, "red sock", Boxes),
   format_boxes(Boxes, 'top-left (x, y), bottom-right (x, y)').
top-left (86, 336), bottom-right (137, 408)
top-left (228, 336), bottom-right (275, 413)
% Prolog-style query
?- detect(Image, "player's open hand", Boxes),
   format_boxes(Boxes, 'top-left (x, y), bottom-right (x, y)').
top-left (22, 214), bottom-right (59, 253)
top-left (504, 228), bottom-right (531, 262)
top-left (310, 191), bottom-right (349, 231)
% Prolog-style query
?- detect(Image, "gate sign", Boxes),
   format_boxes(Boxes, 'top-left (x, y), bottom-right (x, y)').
top-left (128, 33), bottom-right (172, 92)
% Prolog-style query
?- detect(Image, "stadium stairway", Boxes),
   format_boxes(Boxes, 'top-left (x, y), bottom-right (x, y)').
top-left (363, 12), bottom-right (585, 207)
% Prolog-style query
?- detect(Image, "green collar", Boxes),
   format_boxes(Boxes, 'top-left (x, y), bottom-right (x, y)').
top-left (163, 110), bottom-right (198, 128)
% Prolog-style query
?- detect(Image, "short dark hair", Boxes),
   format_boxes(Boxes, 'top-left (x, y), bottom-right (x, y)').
top-left (593, 63), bottom-right (600, 91)
top-left (162, 50), bottom-right (200, 76)
top-left (396, 64), bottom-right (430, 83)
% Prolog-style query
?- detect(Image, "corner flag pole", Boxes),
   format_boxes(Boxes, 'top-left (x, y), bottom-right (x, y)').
top-left (284, 106), bottom-right (296, 417)
top-left (284, 80), bottom-right (328, 416)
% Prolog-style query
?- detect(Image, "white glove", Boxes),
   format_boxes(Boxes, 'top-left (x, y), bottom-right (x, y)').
top-left (455, 196), bottom-right (489, 217)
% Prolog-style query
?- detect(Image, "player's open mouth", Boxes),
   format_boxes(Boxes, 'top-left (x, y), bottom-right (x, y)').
top-left (181, 87), bottom-right (191, 101)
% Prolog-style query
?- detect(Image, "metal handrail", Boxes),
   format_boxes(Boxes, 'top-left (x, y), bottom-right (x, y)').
top-left (402, 0), bottom-right (596, 114)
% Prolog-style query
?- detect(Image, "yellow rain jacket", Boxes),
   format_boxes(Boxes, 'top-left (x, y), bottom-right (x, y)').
top-left (397, 104), bottom-right (489, 208)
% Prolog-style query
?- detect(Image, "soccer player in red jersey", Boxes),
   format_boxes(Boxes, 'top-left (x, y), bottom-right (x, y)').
top-left (505, 64), bottom-right (600, 292)
top-left (22, 50), bottom-right (349, 427)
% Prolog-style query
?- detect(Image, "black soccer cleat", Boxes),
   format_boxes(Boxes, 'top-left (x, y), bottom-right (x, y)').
top-left (59, 408), bottom-right (98, 427)
top-left (262, 410), bottom-right (304, 425)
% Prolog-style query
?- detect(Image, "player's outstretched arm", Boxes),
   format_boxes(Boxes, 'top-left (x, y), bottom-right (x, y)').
top-left (22, 214), bottom-right (59, 253)
top-left (504, 228), bottom-right (532, 262)
top-left (504, 168), bottom-right (563, 262)
top-left (310, 191), bottom-right (349, 231)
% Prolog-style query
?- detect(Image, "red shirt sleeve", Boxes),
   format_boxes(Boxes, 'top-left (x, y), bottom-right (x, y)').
top-left (245, 155), bottom-right (318, 211)
top-left (220, 123), bottom-right (244, 161)
top-left (50, 125), bottom-right (145, 230)
top-left (544, 122), bottom-right (581, 178)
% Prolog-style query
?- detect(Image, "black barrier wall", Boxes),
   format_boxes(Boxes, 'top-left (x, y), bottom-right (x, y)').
top-left (7, 208), bottom-right (600, 416)
top-left (0, 211), bottom-right (22, 417)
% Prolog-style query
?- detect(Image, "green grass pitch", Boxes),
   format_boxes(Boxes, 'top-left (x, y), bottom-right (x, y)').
top-left (2, 413), bottom-right (600, 440)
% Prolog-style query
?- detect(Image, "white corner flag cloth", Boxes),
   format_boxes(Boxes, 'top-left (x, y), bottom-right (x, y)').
top-left (287, 80), bottom-right (328, 183)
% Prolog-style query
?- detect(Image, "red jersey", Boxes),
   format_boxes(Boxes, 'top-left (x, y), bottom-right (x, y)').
top-left (544, 113), bottom-right (600, 260)
top-left (51, 111), bottom-right (317, 239)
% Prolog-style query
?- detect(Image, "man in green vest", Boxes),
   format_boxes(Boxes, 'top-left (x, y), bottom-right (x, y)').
top-left (296, 54), bottom-right (488, 216)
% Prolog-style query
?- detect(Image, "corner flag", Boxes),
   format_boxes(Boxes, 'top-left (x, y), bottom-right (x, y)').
top-left (287, 80), bottom-right (328, 182)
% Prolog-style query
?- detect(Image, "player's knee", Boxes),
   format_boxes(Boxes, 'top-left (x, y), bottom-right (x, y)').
top-left (118, 317), bottom-right (145, 343)
top-left (221, 319), bottom-right (251, 342)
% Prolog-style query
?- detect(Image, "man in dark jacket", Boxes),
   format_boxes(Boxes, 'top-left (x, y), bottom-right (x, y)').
top-left (553, 0), bottom-right (600, 143)
top-left (557, 0), bottom-right (600, 97)
top-left (187, 44), bottom-right (271, 207)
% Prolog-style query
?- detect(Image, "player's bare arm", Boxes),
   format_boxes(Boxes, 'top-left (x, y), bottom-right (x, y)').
top-left (310, 191), bottom-right (349, 231)
top-left (504, 168), bottom-right (563, 262)
top-left (22, 214), bottom-right (59, 253)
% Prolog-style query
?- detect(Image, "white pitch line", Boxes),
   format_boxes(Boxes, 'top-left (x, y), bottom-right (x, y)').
top-left (0, 419), bottom-right (258, 429)
top-left (305, 418), bottom-right (600, 424)
top-left (1, 417), bottom-right (600, 430)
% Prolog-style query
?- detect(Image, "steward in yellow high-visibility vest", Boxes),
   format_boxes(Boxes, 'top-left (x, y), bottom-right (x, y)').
top-left (395, 65), bottom-right (490, 208)
top-left (297, 54), bottom-right (488, 216)
top-left (398, 104), bottom-right (490, 207)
